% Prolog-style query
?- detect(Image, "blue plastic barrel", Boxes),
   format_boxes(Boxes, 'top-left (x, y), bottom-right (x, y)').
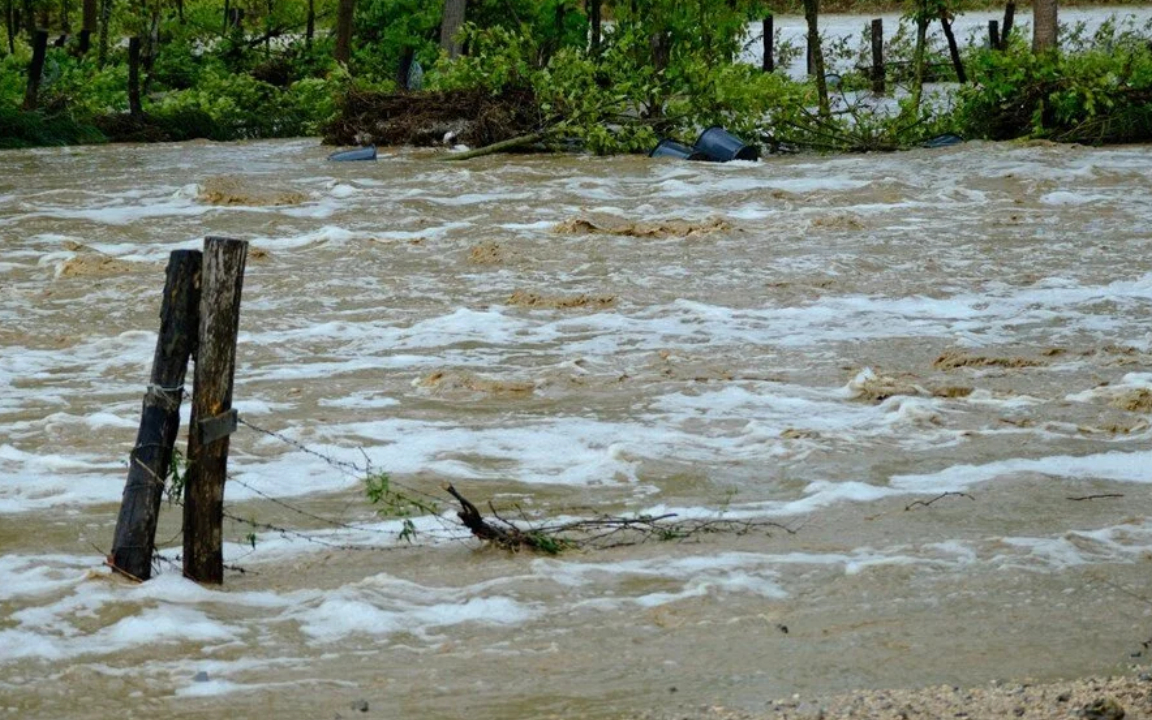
top-left (328, 145), bottom-right (378, 162)
top-left (649, 139), bottom-right (708, 161)
top-left (922, 134), bottom-right (964, 149)
top-left (693, 127), bottom-right (760, 162)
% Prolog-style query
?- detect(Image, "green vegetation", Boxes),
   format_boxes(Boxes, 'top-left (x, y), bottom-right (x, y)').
top-left (2, 0), bottom-right (1151, 151)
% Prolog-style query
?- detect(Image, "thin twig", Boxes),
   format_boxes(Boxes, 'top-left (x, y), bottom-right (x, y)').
top-left (905, 491), bottom-right (975, 511)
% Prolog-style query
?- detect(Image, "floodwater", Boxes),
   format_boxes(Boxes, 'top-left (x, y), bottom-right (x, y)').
top-left (3, 137), bottom-right (1152, 719)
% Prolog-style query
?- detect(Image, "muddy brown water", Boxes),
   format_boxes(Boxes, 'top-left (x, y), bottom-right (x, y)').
top-left (2, 139), bottom-right (1152, 719)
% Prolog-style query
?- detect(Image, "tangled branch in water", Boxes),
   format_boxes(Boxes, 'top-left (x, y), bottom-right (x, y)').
top-left (443, 483), bottom-right (795, 554)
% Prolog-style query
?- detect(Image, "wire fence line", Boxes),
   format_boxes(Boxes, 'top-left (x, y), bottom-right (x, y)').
top-left (136, 413), bottom-right (794, 576)
top-left (130, 414), bottom-right (470, 578)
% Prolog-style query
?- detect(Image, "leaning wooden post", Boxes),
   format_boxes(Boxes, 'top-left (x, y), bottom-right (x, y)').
top-left (762, 16), bottom-right (774, 72)
top-left (1000, 1), bottom-right (1015, 50)
top-left (940, 10), bottom-right (966, 83)
top-left (109, 251), bottom-right (201, 581)
top-left (21, 29), bottom-right (47, 111)
top-left (183, 237), bottom-right (247, 585)
top-left (870, 18), bottom-right (884, 94)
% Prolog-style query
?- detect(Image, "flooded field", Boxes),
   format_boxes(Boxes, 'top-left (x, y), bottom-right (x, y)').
top-left (3, 137), bottom-right (1152, 719)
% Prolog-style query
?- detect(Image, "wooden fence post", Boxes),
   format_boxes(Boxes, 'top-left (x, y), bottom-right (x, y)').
top-left (1000, 1), bottom-right (1015, 50)
top-left (762, 16), bottom-right (774, 73)
top-left (988, 19), bottom-right (1000, 50)
top-left (183, 237), bottom-right (247, 585)
top-left (22, 29), bottom-right (47, 111)
top-left (870, 18), bottom-right (884, 94)
top-left (109, 250), bottom-right (201, 581)
top-left (940, 11), bottom-right (966, 83)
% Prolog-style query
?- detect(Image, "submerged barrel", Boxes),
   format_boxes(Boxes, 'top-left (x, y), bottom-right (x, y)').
top-left (693, 127), bottom-right (760, 162)
top-left (922, 133), bottom-right (964, 149)
top-left (649, 139), bottom-right (708, 161)
top-left (328, 145), bottom-right (378, 162)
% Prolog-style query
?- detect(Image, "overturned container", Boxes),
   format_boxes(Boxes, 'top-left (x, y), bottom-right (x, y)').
top-left (693, 127), bottom-right (760, 162)
top-left (649, 139), bottom-right (708, 161)
top-left (328, 145), bottom-right (378, 162)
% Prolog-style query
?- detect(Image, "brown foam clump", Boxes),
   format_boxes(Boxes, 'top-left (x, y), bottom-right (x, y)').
top-left (416, 370), bottom-right (535, 396)
top-left (507, 290), bottom-right (616, 310)
top-left (933, 350), bottom-right (1045, 371)
top-left (809, 214), bottom-right (865, 230)
top-left (1110, 388), bottom-right (1152, 413)
top-left (197, 176), bottom-right (306, 206)
top-left (57, 253), bottom-right (144, 278)
top-left (847, 370), bottom-right (926, 403)
top-left (468, 241), bottom-right (510, 265)
top-left (552, 216), bottom-right (731, 238)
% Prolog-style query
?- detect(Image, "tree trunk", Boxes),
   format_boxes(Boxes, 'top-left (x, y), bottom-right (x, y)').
top-left (22, 28), bottom-right (47, 110)
top-left (305, 0), bottom-right (314, 47)
top-left (1032, 0), bottom-right (1057, 52)
top-left (909, 4), bottom-right (929, 115)
top-left (334, 0), bottom-right (353, 64)
top-left (80, 0), bottom-right (95, 51)
top-left (588, 0), bottom-right (600, 54)
top-left (802, 0), bottom-right (828, 118)
top-left (5, 0), bottom-right (15, 54)
top-left (128, 36), bottom-right (142, 117)
top-left (97, 0), bottom-right (111, 65)
top-left (439, 0), bottom-right (465, 59)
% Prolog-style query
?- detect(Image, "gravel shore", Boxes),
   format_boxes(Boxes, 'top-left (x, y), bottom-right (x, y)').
top-left (639, 673), bottom-right (1152, 720)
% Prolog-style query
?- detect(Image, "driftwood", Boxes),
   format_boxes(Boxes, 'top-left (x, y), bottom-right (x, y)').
top-left (438, 131), bottom-right (548, 162)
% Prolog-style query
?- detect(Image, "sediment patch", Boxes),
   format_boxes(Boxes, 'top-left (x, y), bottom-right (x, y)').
top-left (507, 290), bottom-right (616, 310)
top-left (416, 370), bottom-right (535, 396)
top-left (197, 176), bottom-right (306, 206)
top-left (552, 216), bottom-right (731, 238)
top-left (933, 350), bottom-right (1045, 371)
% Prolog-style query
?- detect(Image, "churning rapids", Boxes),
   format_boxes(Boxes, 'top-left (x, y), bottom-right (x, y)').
top-left (3, 136), bottom-right (1152, 719)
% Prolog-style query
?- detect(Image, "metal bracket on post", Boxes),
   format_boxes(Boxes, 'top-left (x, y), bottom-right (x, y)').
top-left (198, 409), bottom-right (238, 445)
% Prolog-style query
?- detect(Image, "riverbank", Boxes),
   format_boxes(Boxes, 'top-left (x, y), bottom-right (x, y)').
top-left (640, 674), bottom-right (1152, 719)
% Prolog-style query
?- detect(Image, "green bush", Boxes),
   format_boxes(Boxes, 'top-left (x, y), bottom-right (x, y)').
top-left (956, 43), bottom-right (1152, 144)
top-left (0, 107), bottom-right (106, 148)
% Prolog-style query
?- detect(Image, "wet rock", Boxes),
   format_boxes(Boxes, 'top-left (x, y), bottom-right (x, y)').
top-left (1080, 697), bottom-right (1125, 720)
top-left (192, 671), bottom-right (209, 683)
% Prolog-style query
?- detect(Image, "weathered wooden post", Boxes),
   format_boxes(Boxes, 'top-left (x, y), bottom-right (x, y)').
top-left (127, 36), bottom-right (142, 118)
top-left (988, 19), bottom-right (1000, 51)
top-left (870, 18), bottom-right (884, 94)
top-left (762, 16), bottom-right (774, 72)
top-left (1000, 1), bottom-right (1015, 49)
top-left (110, 250), bottom-right (201, 581)
top-left (21, 29), bottom-right (47, 111)
top-left (940, 11), bottom-right (966, 83)
top-left (183, 237), bottom-right (247, 585)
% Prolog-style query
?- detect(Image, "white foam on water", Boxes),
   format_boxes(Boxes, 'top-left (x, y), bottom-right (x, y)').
top-left (890, 449), bottom-right (1152, 494)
